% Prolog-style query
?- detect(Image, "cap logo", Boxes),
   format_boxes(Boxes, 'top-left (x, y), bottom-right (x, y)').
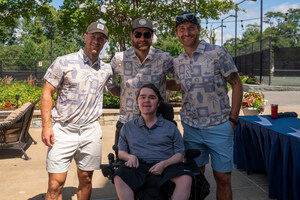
top-left (97, 23), bottom-right (104, 30)
top-left (139, 19), bottom-right (147, 25)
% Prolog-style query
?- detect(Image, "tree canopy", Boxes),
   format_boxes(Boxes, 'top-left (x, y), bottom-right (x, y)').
top-left (58, 0), bottom-right (234, 51)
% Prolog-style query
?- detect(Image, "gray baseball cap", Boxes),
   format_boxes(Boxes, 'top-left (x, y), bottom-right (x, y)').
top-left (132, 17), bottom-right (153, 32)
top-left (86, 22), bottom-right (108, 38)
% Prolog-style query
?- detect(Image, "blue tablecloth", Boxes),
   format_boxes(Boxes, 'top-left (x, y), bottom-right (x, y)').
top-left (234, 115), bottom-right (300, 200)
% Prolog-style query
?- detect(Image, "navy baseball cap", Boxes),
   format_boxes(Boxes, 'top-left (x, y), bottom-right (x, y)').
top-left (175, 12), bottom-right (199, 27)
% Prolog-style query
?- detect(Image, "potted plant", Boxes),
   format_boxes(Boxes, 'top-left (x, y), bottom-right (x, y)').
top-left (241, 92), bottom-right (267, 115)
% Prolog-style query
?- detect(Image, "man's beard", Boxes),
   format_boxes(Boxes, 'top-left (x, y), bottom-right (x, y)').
top-left (133, 41), bottom-right (151, 51)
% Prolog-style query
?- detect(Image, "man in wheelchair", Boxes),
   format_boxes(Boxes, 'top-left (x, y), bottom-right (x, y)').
top-left (113, 83), bottom-right (193, 200)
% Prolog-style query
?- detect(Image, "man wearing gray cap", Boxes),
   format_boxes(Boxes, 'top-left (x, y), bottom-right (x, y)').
top-left (41, 21), bottom-right (112, 200)
top-left (108, 17), bottom-right (174, 147)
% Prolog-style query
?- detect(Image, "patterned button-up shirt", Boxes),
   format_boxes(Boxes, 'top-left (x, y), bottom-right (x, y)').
top-left (109, 46), bottom-right (174, 123)
top-left (44, 49), bottom-right (112, 125)
top-left (174, 40), bottom-right (237, 129)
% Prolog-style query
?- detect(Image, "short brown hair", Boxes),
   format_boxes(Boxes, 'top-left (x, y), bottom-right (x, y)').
top-left (136, 84), bottom-right (164, 103)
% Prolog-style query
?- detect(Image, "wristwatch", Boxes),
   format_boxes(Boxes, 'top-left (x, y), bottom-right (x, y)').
top-left (229, 117), bottom-right (239, 125)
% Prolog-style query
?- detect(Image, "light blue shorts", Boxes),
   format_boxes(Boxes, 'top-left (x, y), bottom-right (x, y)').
top-left (46, 121), bottom-right (102, 173)
top-left (182, 121), bottom-right (234, 173)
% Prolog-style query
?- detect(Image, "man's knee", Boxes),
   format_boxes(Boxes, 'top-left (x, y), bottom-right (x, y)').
top-left (213, 170), bottom-right (231, 185)
top-left (77, 169), bottom-right (93, 186)
top-left (172, 175), bottom-right (192, 187)
top-left (47, 178), bottom-right (65, 199)
top-left (114, 175), bottom-right (128, 187)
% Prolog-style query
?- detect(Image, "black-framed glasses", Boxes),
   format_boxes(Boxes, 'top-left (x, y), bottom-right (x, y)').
top-left (176, 13), bottom-right (196, 23)
top-left (134, 31), bottom-right (152, 39)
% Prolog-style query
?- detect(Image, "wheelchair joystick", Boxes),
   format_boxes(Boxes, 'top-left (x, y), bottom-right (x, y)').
top-left (108, 153), bottom-right (115, 165)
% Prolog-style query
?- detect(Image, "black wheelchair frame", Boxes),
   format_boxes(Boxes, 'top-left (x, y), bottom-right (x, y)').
top-left (100, 102), bottom-right (210, 200)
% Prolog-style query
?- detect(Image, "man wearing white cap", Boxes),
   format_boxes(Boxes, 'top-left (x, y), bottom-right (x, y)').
top-left (41, 21), bottom-right (112, 200)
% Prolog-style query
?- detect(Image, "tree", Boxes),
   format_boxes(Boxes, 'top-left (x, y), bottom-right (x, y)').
top-left (152, 33), bottom-right (183, 57)
top-left (58, 0), bottom-right (235, 51)
top-left (0, 0), bottom-right (52, 43)
top-left (224, 8), bottom-right (300, 56)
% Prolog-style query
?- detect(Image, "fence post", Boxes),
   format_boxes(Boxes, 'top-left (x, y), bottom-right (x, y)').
top-left (269, 36), bottom-right (272, 85)
top-left (35, 59), bottom-right (38, 80)
top-left (0, 59), bottom-right (2, 78)
top-left (251, 42), bottom-right (254, 74)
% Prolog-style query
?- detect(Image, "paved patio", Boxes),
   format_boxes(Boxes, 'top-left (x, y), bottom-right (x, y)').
top-left (1, 125), bottom-right (275, 200)
top-left (1, 90), bottom-right (300, 200)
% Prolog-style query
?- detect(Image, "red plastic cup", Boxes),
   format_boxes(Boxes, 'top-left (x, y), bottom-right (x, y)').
top-left (271, 104), bottom-right (278, 119)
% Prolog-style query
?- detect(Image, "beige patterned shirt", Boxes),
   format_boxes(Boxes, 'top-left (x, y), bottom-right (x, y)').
top-left (44, 49), bottom-right (112, 125)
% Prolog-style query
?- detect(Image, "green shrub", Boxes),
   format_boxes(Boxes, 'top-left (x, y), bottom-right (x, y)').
top-left (0, 79), bottom-right (120, 110)
top-left (103, 92), bottom-right (120, 108)
top-left (0, 81), bottom-right (43, 109)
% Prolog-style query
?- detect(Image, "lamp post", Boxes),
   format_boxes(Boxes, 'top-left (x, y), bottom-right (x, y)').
top-left (235, 0), bottom-right (257, 63)
top-left (221, 15), bottom-right (236, 46)
top-left (259, 0), bottom-right (263, 83)
top-left (213, 25), bottom-right (226, 45)
top-left (36, 20), bottom-right (57, 64)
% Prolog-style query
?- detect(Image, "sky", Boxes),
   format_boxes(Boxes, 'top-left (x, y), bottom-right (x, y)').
top-left (50, 0), bottom-right (300, 47)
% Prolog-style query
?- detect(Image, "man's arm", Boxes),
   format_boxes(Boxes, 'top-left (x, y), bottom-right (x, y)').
top-left (166, 79), bottom-right (181, 91)
top-left (148, 153), bottom-right (184, 175)
top-left (118, 150), bottom-right (139, 168)
top-left (109, 86), bottom-right (120, 97)
top-left (225, 72), bottom-right (243, 129)
top-left (41, 81), bottom-right (57, 147)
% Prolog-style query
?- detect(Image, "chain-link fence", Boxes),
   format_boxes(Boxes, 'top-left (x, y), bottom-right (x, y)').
top-left (233, 36), bottom-right (300, 86)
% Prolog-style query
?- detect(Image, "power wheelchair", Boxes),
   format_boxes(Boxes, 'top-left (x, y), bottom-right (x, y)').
top-left (100, 102), bottom-right (210, 200)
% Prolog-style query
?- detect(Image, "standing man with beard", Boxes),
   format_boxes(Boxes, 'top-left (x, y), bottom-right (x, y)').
top-left (108, 17), bottom-right (174, 147)
top-left (41, 21), bottom-right (112, 200)
top-left (173, 12), bottom-right (243, 200)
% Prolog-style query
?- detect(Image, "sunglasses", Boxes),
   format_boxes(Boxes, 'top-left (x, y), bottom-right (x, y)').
top-left (134, 31), bottom-right (152, 39)
top-left (176, 13), bottom-right (196, 23)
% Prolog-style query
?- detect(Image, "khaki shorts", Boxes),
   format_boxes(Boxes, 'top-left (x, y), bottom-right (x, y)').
top-left (46, 121), bottom-right (102, 173)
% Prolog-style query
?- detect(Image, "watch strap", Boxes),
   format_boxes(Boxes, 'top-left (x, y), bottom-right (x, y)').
top-left (229, 117), bottom-right (239, 125)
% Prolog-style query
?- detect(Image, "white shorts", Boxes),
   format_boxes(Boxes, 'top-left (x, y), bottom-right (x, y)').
top-left (46, 121), bottom-right (102, 173)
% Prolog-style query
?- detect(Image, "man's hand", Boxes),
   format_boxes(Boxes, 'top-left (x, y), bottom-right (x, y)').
top-left (42, 127), bottom-right (55, 147)
top-left (229, 121), bottom-right (236, 131)
top-left (125, 155), bottom-right (139, 168)
top-left (149, 161), bottom-right (165, 175)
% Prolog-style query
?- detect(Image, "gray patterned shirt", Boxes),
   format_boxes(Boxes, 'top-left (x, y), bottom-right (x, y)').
top-left (44, 49), bottom-right (112, 125)
top-left (174, 40), bottom-right (237, 129)
top-left (109, 46), bottom-right (174, 123)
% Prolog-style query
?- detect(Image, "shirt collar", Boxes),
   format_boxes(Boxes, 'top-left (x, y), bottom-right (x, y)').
top-left (79, 49), bottom-right (101, 70)
top-left (182, 40), bottom-right (206, 58)
top-left (137, 113), bottom-right (164, 128)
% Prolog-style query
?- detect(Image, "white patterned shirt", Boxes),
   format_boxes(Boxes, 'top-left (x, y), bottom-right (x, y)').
top-left (174, 40), bottom-right (237, 129)
top-left (44, 49), bottom-right (112, 125)
top-left (108, 46), bottom-right (174, 123)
